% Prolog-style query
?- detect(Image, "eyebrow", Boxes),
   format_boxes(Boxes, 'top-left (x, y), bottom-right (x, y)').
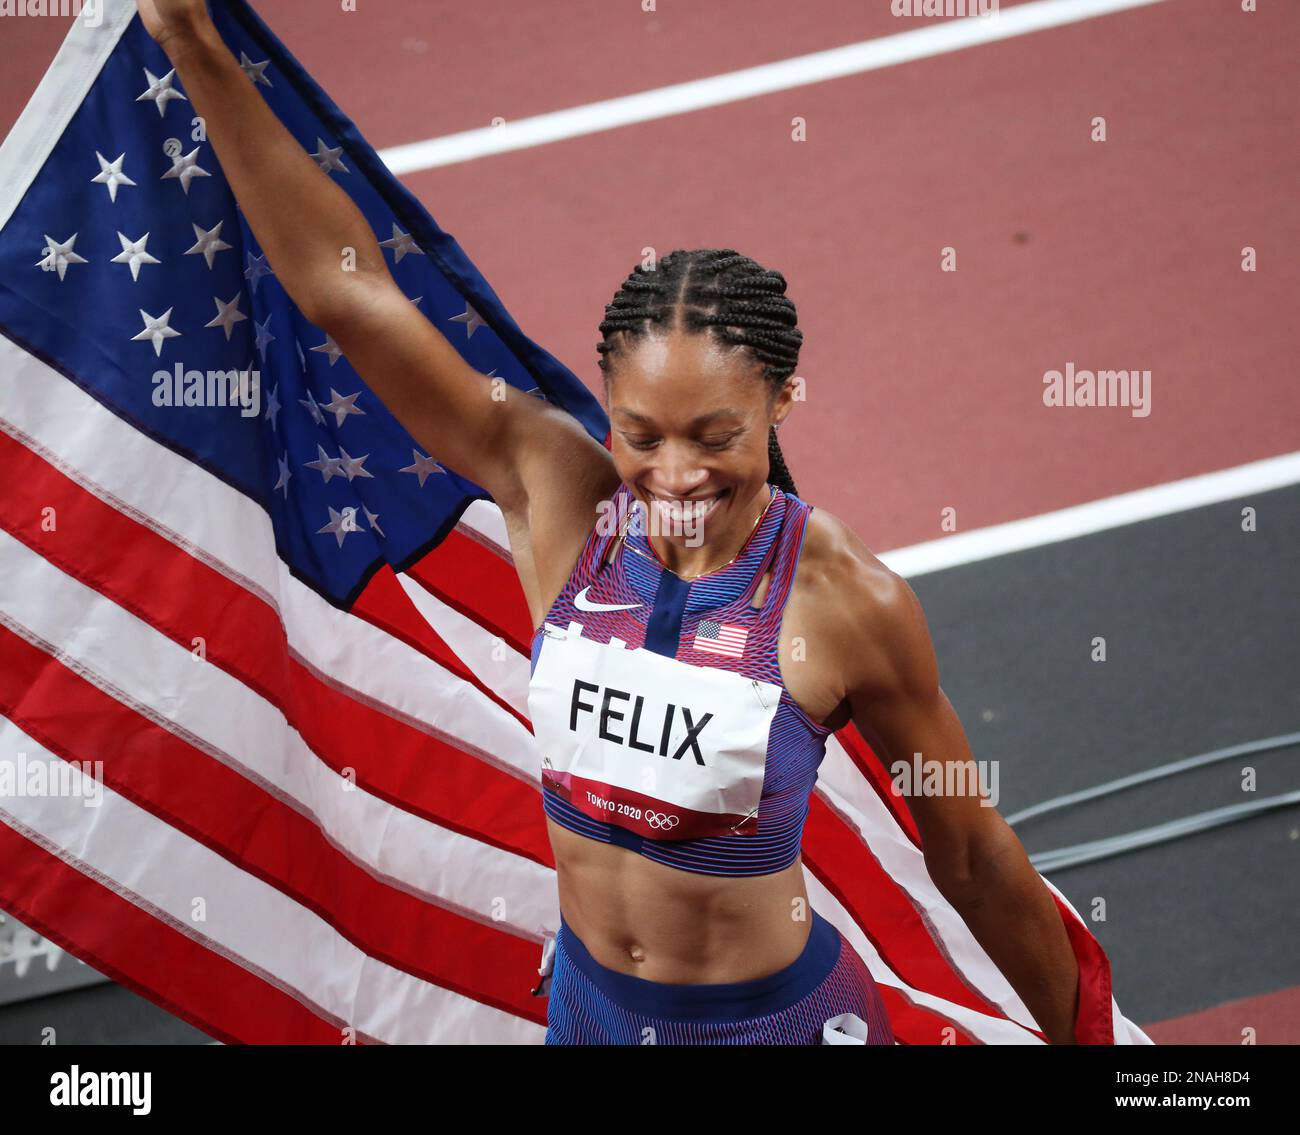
top-left (613, 408), bottom-right (743, 427)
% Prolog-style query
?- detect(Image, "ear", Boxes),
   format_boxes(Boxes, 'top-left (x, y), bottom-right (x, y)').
top-left (770, 379), bottom-right (796, 428)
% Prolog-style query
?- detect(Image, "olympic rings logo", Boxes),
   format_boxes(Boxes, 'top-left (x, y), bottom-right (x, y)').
top-left (646, 811), bottom-right (679, 830)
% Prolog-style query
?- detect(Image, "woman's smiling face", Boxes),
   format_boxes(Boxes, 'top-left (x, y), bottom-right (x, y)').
top-left (604, 328), bottom-right (794, 566)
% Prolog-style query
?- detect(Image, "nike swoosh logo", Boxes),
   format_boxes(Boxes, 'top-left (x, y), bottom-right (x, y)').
top-left (573, 585), bottom-right (642, 612)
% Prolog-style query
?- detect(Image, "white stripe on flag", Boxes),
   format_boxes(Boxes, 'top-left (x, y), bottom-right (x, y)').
top-left (804, 872), bottom-right (1051, 1045)
top-left (0, 338), bottom-right (535, 778)
top-left (817, 735), bottom-right (1151, 1044)
top-left (815, 735), bottom-right (1027, 1020)
top-left (395, 571), bottom-right (531, 715)
top-left (0, 527), bottom-right (558, 937)
top-left (0, 723), bottom-right (544, 1044)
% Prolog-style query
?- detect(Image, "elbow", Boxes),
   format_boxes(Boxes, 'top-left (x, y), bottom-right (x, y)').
top-left (303, 270), bottom-right (383, 334)
top-left (925, 848), bottom-right (978, 903)
top-left (925, 824), bottom-right (1021, 907)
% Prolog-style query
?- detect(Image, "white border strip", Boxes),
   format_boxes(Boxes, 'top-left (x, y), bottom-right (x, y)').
top-left (878, 451), bottom-right (1300, 577)
top-left (376, 0), bottom-right (1171, 173)
top-left (0, 0), bottom-right (135, 231)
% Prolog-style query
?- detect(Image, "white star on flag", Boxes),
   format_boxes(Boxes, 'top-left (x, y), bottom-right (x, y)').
top-left (449, 301), bottom-right (488, 339)
top-left (273, 451), bottom-right (292, 497)
top-left (400, 450), bottom-right (444, 487)
top-left (304, 443), bottom-right (346, 483)
top-left (135, 67), bottom-right (188, 116)
top-left (337, 447), bottom-right (374, 481)
top-left (311, 138), bottom-right (349, 174)
top-left (37, 232), bottom-right (88, 280)
top-left (205, 293), bottom-right (248, 340)
top-left (91, 151), bottom-right (136, 202)
top-left (185, 220), bottom-right (234, 268)
top-left (310, 333), bottom-right (344, 366)
top-left (239, 51), bottom-right (273, 87)
top-left (321, 387), bottom-right (365, 427)
top-left (318, 504), bottom-right (363, 548)
top-left (161, 146), bottom-right (212, 194)
top-left (378, 222), bottom-right (424, 263)
top-left (243, 250), bottom-right (274, 292)
top-left (297, 388), bottom-right (326, 426)
top-left (264, 383), bottom-right (282, 430)
top-left (110, 231), bottom-right (161, 281)
top-left (254, 315), bottom-right (276, 359)
top-left (131, 307), bottom-right (181, 356)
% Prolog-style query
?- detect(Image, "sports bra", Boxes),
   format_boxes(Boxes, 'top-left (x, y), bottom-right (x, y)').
top-left (526, 480), bottom-right (833, 878)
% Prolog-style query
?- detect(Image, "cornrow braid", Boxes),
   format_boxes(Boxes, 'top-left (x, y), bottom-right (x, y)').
top-left (597, 248), bottom-right (801, 497)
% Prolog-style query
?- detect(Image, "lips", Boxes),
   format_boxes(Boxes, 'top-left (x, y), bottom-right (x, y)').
top-left (647, 489), bottom-right (727, 525)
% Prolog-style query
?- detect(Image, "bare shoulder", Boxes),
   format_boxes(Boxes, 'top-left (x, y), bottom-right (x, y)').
top-left (798, 503), bottom-right (905, 619)
top-left (797, 503), bottom-right (938, 698)
top-left (497, 406), bottom-right (621, 631)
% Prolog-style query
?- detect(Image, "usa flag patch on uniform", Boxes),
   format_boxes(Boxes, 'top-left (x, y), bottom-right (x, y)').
top-left (691, 619), bottom-right (748, 658)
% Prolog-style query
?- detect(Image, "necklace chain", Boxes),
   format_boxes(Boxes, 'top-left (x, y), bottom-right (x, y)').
top-left (619, 487), bottom-right (776, 581)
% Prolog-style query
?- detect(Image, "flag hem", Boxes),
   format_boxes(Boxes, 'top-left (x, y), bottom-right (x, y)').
top-left (0, 0), bottom-right (136, 232)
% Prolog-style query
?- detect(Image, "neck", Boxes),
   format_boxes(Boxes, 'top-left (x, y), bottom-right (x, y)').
top-left (645, 483), bottom-right (774, 580)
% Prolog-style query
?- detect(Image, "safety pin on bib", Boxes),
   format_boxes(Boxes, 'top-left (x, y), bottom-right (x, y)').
top-left (752, 679), bottom-right (769, 709)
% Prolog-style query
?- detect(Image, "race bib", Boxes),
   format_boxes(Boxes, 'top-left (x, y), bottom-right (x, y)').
top-left (528, 621), bottom-right (783, 841)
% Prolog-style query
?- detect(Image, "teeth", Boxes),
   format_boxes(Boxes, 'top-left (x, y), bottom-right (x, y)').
top-left (653, 493), bottom-right (719, 519)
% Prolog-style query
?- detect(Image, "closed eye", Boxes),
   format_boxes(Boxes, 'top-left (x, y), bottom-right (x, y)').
top-left (622, 434), bottom-right (738, 451)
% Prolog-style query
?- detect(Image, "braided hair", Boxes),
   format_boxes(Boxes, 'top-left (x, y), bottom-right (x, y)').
top-left (596, 248), bottom-right (801, 497)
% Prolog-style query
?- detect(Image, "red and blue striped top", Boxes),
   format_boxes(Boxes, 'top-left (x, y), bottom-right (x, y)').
top-left (528, 480), bottom-right (833, 877)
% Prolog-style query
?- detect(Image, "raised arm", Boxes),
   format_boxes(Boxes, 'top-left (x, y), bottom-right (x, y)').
top-left (139, 0), bottom-right (611, 516)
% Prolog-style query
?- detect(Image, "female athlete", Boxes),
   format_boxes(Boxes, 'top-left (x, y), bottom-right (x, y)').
top-left (140, 0), bottom-right (1083, 1045)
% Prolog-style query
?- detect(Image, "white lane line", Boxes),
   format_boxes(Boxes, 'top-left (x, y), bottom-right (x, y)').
top-left (879, 451), bottom-right (1300, 577)
top-left (377, 0), bottom-right (1172, 174)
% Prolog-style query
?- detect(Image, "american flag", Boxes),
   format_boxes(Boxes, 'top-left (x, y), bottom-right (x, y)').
top-left (0, 0), bottom-right (1151, 1045)
top-left (691, 619), bottom-right (749, 659)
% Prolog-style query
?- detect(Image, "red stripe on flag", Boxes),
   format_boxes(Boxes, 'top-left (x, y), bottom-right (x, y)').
top-left (406, 527), bottom-right (534, 653)
top-left (876, 988), bottom-right (983, 1045)
top-left (803, 792), bottom-right (1005, 1019)
top-left (0, 820), bottom-right (346, 1044)
top-left (0, 433), bottom-right (552, 864)
top-left (830, 723), bottom-right (1118, 1044)
top-left (0, 431), bottom-right (528, 724)
top-left (348, 562), bottom-right (530, 729)
top-left (1057, 895), bottom-right (1115, 1045)
top-left (0, 622), bottom-right (549, 1025)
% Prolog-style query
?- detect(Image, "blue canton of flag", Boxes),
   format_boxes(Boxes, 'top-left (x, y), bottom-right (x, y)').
top-left (1, 0), bottom-right (607, 608)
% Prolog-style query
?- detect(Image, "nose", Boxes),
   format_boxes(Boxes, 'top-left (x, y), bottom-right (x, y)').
top-left (648, 445), bottom-right (711, 497)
